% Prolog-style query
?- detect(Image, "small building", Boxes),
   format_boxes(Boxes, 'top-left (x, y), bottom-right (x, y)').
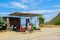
top-left (3, 12), bottom-right (41, 31)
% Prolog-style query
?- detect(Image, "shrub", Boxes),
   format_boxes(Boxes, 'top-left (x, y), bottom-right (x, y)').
top-left (39, 16), bottom-right (44, 25)
top-left (0, 17), bottom-right (6, 28)
top-left (40, 24), bottom-right (44, 27)
top-left (54, 20), bottom-right (60, 25)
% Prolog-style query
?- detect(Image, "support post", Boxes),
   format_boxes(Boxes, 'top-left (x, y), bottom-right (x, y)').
top-left (6, 17), bottom-right (10, 31)
top-left (36, 16), bottom-right (39, 28)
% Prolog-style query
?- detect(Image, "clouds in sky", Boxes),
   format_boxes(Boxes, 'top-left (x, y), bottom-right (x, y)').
top-left (0, 0), bottom-right (53, 10)
top-left (21, 9), bottom-right (60, 14)
top-left (0, 0), bottom-right (51, 9)
top-left (53, 5), bottom-right (60, 8)
top-left (11, 2), bottom-right (28, 9)
top-left (0, 3), bottom-right (10, 8)
top-left (0, 0), bottom-right (60, 22)
top-left (0, 12), bottom-right (10, 16)
top-left (0, 2), bottom-right (28, 9)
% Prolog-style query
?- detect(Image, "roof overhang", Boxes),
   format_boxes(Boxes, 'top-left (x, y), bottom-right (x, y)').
top-left (9, 12), bottom-right (41, 17)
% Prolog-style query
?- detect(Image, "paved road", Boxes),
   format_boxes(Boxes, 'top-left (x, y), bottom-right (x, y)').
top-left (0, 27), bottom-right (60, 40)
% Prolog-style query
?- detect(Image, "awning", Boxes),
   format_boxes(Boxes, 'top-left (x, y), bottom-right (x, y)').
top-left (9, 12), bottom-right (41, 17)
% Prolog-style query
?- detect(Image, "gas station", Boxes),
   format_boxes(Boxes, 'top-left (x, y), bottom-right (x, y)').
top-left (3, 12), bottom-right (41, 32)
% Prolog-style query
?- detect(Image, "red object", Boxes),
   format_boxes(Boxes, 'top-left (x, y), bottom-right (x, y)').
top-left (20, 26), bottom-right (23, 32)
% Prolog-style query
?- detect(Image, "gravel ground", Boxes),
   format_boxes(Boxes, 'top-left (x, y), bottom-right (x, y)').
top-left (0, 27), bottom-right (60, 40)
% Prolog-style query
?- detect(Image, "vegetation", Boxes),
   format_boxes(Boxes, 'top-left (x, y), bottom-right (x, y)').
top-left (0, 16), bottom-right (6, 28)
top-left (39, 16), bottom-right (44, 27)
top-left (54, 20), bottom-right (60, 25)
top-left (47, 12), bottom-right (60, 25)
top-left (40, 24), bottom-right (44, 27)
top-left (39, 16), bottom-right (44, 25)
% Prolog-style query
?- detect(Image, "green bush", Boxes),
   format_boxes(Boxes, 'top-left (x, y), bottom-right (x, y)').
top-left (39, 16), bottom-right (44, 25)
top-left (54, 20), bottom-right (60, 25)
top-left (0, 17), bottom-right (6, 28)
top-left (40, 24), bottom-right (44, 27)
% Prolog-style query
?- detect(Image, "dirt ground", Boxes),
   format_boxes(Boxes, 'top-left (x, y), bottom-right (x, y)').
top-left (0, 26), bottom-right (60, 40)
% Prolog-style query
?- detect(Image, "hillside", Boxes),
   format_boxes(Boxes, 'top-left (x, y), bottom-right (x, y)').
top-left (47, 12), bottom-right (60, 25)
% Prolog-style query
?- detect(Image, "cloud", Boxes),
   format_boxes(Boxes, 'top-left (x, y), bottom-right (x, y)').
top-left (39, 0), bottom-right (43, 4)
top-left (20, 0), bottom-right (35, 3)
top-left (0, 2), bottom-right (28, 9)
top-left (47, 0), bottom-right (51, 1)
top-left (53, 5), bottom-right (60, 8)
top-left (44, 12), bottom-right (58, 22)
top-left (0, 12), bottom-right (10, 16)
top-left (0, 3), bottom-right (6, 6)
top-left (0, 3), bottom-right (10, 8)
top-left (0, 0), bottom-right (51, 10)
top-left (11, 2), bottom-right (28, 9)
top-left (0, 3), bottom-right (16, 8)
top-left (20, 0), bottom-right (43, 4)
top-left (21, 9), bottom-right (60, 14)
top-left (20, 0), bottom-right (29, 3)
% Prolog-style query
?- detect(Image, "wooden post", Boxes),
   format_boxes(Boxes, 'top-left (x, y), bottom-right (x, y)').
top-left (6, 17), bottom-right (10, 31)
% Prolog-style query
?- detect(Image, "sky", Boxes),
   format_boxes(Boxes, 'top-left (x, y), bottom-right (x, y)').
top-left (0, 0), bottom-right (60, 22)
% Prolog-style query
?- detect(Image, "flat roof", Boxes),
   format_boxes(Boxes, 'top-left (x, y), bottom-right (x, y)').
top-left (2, 16), bottom-right (20, 18)
top-left (9, 12), bottom-right (41, 17)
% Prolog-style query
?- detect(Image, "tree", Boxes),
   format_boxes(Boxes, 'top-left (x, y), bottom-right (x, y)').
top-left (39, 16), bottom-right (44, 25)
